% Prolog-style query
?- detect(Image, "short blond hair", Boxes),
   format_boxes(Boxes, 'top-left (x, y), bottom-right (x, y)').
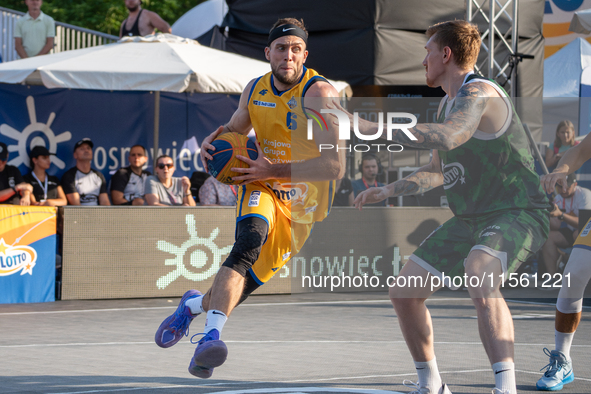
top-left (426, 20), bottom-right (481, 70)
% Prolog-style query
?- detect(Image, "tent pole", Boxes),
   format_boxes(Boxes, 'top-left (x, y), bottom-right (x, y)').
top-left (154, 91), bottom-right (160, 165)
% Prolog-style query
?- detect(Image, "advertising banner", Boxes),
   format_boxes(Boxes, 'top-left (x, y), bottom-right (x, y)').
top-left (0, 84), bottom-right (239, 184)
top-left (0, 205), bottom-right (57, 303)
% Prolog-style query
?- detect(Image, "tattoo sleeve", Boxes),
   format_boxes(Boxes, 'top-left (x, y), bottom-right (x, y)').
top-left (390, 169), bottom-right (443, 197)
top-left (389, 83), bottom-right (490, 151)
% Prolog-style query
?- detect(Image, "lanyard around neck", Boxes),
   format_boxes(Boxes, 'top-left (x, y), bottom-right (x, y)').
top-left (32, 171), bottom-right (48, 200)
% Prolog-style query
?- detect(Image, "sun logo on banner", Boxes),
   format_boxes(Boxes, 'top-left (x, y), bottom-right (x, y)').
top-left (0, 238), bottom-right (36, 276)
top-left (0, 96), bottom-right (71, 169)
top-left (156, 214), bottom-right (233, 289)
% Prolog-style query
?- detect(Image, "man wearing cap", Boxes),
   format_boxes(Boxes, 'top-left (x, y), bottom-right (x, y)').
top-left (154, 17), bottom-right (344, 379)
top-left (24, 146), bottom-right (67, 206)
top-left (0, 142), bottom-right (32, 205)
top-left (61, 139), bottom-right (110, 206)
top-left (540, 173), bottom-right (591, 275)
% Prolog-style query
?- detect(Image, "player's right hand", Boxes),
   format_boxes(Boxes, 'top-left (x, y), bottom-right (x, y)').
top-left (353, 186), bottom-right (389, 210)
top-left (540, 171), bottom-right (568, 194)
top-left (200, 126), bottom-right (225, 171)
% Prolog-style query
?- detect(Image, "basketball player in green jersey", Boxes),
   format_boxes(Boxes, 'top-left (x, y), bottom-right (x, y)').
top-left (348, 20), bottom-right (549, 394)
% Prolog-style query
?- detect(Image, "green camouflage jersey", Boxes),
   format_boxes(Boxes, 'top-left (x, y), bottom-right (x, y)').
top-left (437, 73), bottom-right (549, 217)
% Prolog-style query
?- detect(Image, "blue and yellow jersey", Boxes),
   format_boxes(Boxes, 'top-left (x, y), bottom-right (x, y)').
top-left (246, 66), bottom-right (335, 224)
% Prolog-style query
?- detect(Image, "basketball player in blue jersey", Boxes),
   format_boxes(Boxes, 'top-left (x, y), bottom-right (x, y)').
top-left (153, 18), bottom-right (345, 378)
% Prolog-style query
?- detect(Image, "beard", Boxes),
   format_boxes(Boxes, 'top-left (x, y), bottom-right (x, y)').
top-left (271, 63), bottom-right (300, 86)
top-left (127, 4), bottom-right (139, 12)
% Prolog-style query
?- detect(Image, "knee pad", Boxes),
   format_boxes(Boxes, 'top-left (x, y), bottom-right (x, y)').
top-left (556, 248), bottom-right (591, 314)
top-left (222, 216), bottom-right (268, 277)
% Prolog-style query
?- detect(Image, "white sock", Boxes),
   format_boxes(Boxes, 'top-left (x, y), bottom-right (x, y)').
top-left (185, 296), bottom-right (204, 315)
top-left (555, 330), bottom-right (575, 360)
top-left (492, 361), bottom-right (516, 394)
top-left (204, 310), bottom-right (227, 335)
top-left (414, 357), bottom-right (442, 392)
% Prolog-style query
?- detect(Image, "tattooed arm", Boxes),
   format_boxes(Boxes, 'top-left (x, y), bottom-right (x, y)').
top-left (354, 151), bottom-right (443, 209)
top-left (346, 82), bottom-right (493, 151)
top-left (399, 82), bottom-right (492, 150)
top-left (388, 151), bottom-right (444, 197)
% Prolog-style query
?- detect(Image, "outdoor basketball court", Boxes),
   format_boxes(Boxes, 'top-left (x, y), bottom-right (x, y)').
top-left (1, 290), bottom-right (589, 394)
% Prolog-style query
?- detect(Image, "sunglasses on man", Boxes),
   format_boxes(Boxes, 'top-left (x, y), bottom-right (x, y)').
top-left (157, 163), bottom-right (174, 169)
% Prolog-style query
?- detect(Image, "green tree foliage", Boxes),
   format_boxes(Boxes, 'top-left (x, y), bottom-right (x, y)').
top-left (2, 0), bottom-right (205, 36)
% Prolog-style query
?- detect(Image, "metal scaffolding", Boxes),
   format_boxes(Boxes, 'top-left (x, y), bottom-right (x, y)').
top-left (467, 0), bottom-right (521, 99)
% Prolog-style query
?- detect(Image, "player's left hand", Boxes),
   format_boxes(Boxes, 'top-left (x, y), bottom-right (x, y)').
top-left (541, 171), bottom-right (567, 194)
top-left (232, 139), bottom-right (274, 184)
top-left (354, 186), bottom-right (389, 210)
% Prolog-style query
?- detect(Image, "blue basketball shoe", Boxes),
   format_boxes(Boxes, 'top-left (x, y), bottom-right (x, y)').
top-left (155, 290), bottom-right (202, 348)
top-left (188, 329), bottom-right (228, 379)
top-left (536, 348), bottom-right (574, 391)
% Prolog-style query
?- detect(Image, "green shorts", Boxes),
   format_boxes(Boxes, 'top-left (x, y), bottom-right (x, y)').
top-left (411, 209), bottom-right (549, 287)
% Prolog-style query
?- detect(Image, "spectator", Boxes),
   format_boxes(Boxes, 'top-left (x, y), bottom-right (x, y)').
top-left (333, 176), bottom-right (354, 206)
top-left (189, 171), bottom-right (211, 204)
top-left (119, 0), bottom-right (172, 38)
top-left (545, 120), bottom-right (580, 170)
top-left (24, 146), bottom-right (67, 206)
top-left (198, 176), bottom-right (237, 206)
top-left (541, 173), bottom-right (591, 275)
top-left (14, 0), bottom-right (55, 59)
top-left (110, 145), bottom-right (150, 205)
top-left (0, 142), bottom-right (32, 205)
top-left (352, 153), bottom-right (386, 207)
top-left (145, 155), bottom-right (195, 206)
top-left (61, 138), bottom-right (110, 206)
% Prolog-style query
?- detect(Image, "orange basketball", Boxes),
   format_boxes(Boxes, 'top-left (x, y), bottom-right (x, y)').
top-left (206, 133), bottom-right (258, 185)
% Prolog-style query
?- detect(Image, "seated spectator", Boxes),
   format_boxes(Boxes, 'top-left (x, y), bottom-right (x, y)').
top-left (111, 145), bottom-right (151, 205)
top-left (0, 142), bottom-right (32, 205)
top-left (545, 120), bottom-right (580, 170)
top-left (24, 146), bottom-right (67, 206)
top-left (541, 173), bottom-right (591, 275)
top-left (145, 155), bottom-right (195, 206)
top-left (333, 176), bottom-right (354, 206)
top-left (189, 171), bottom-right (211, 204)
top-left (14, 0), bottom-right (55, 59)
top-left (198, 176), bottom-right (237, 206)
top-left (61, 138), bottom-right (110, 206)
top-left (352, 153), bottom-right (386, 207)
top-left (119, 0), bottom-right (172, 38)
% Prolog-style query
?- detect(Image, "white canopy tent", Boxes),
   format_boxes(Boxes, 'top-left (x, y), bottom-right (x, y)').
top-left (0, 34), bottom-right (351, 154)
top-left (543, 38), bottom-right (591, 142)
top-left (570, 8), bottom-right (591, 35)
top-left (171, 0), bottom-right (228, 40)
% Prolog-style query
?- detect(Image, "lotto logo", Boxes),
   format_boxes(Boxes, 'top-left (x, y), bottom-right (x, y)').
top-left (248, 191), bottom-right (261, 207)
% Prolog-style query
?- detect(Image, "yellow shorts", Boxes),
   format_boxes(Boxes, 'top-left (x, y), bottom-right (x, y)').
top-left (236, 183), bottom-right (313, 284)
top-left (574, 217), bottom-right (591, 250)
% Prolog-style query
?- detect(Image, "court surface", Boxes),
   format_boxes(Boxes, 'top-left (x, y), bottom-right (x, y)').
top-left (1, 290), bottom-right (590, 394)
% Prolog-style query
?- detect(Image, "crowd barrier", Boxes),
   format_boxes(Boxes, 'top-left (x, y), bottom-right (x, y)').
top-left (60, 206), bottom-right (453, 300)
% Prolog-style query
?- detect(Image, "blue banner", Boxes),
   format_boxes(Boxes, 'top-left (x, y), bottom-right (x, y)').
top-left (0, 84), bottom-right (239, 182)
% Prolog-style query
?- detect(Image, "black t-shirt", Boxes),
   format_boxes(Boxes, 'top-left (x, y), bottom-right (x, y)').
top-left (332, 177), bottom-right (353, 207)
top-left (110, 166), bottom-right (151, 205)
top-left (0, 165), bottom-right (24, 204)
top-left (23, 172), bottom-right (60, 201)
top-left (61, 167), bottom-right (107, 206)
